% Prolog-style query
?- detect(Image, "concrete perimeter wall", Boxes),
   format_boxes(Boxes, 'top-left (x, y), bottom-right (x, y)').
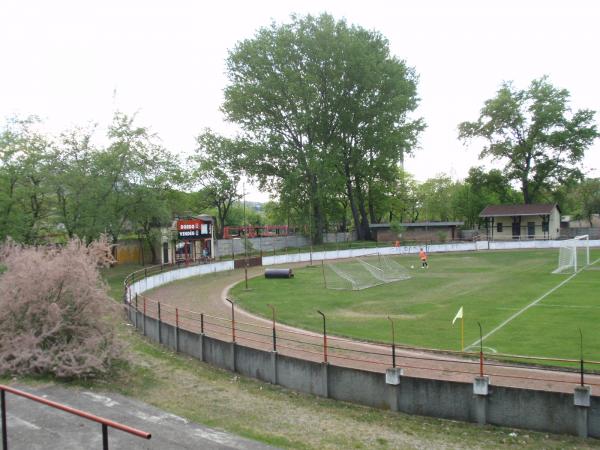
top-left (125, 240), bottom-right (600, 438)
top-left (128, 261), bottom-right (234, 300)
top-left (261, 239), bottom-right (599, 267)
top-left (215, 232), bottom-right (355, 258)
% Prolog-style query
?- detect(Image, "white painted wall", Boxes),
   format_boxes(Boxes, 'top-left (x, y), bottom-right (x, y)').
top-left (127, 261), bottom-right (234, 302)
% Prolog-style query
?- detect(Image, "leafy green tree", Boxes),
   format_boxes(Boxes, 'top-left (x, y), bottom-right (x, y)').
top-left (51, 125), bottom-right (107, 241)
top-left (457, 167), bottom-right (522, 228)
top-left (387, 169), bottom-right (418, 224)
top-left (128, 186), bottom-right (172, 263)
top-left (459, 77), bottom-right (598, 203)
top-left (164, 188), bottom-right (197, 218)
top-left (189, 130), bottom-right (242, 238)
top-left (1, 113), bottom-right (183, 250)
top-left (0, 117), bottom-right (54, 243)
top-left (415, 175), bottom-right (460, 222)
top-left (100, 112), bottom-right (176, 246)
top-left (223, 13), bottom-right (422, 242)
top-left (0, 120), bottom-right (27, 241)
top-left (568, 178), bottom-right (600, 226)
top-left (223, 203), bottom-right (263, 228)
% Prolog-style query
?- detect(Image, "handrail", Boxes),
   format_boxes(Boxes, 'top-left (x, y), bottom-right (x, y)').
top-left (0, 384), bottom-right (151, 450)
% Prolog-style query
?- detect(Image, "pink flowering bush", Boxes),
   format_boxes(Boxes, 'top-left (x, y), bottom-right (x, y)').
top-left (0, 237), bottom-right (121, 378)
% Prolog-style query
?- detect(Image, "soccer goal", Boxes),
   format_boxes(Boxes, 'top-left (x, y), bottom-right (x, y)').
top-left (552, 235), bottom-right (590, 274)
top-left (323, 254), bottom-right (411, 290)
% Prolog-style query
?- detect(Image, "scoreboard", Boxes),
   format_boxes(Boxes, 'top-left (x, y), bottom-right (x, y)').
top-left (177, 219), bottom-right (211, 240)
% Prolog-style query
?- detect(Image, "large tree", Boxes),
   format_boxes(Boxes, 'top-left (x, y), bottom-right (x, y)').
top-left (458, 167), bottom-right (522, 228)
top-left (0, 117), bottom-right (54, 243)
top-left (100, 112), bottom-right (176, 246)
top-left (51, 125), bottom-right (107, 241)
top-left (189, 130), bottom-right (242, 239)
top-left (458, 77), bottom-right (598, 204)
top-left (568, 178), bottom-right (600, 226)
top-left (416, 174), bottom-right (461, 222)
top-left (223, 14), bottom-right (422, 242)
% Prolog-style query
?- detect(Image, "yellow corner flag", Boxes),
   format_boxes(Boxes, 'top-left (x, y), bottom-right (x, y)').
top-left (452, 307), bottom-right (464, 351)
top-left (452, 306), bottom-right (463, 325)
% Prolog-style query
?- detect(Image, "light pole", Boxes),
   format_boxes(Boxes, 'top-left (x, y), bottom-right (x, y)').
top-left (317, 310), bottom-right (327, 363)
top-left (387, 316), bottom-right (396, 368)
top-left (268, 304), bottom-right (276, 352)
top-left (477, 321), bottom-right (483, 377)
top-left (243, 182), bottom-right (248, 260)
top-left (226, 297), bottom-right (235, 343)
top-left (309, 199), bottom-right (313, 266)
top-left (579, 328), bottom-right (584, 386)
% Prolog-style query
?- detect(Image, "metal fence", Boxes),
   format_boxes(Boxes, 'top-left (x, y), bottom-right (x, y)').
top-left (126, 283), bottom-right (600, 394)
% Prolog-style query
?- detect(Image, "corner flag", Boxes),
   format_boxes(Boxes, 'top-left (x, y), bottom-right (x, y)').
top-left (452, 306), bottom-right (463, 325)
top-left (452, 306), bottom-right (464, 351)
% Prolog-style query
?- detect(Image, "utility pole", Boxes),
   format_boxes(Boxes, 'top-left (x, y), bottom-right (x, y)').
top-left (243, 182), bottom-right (247, 259)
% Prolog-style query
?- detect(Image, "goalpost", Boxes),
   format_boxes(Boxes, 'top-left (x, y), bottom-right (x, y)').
top-left (322, 254), bottom-right (411, 290)
top-left (552, 235), bottom-right (590, 274)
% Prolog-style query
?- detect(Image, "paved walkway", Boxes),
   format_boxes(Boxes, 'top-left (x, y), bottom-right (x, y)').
top-left (2, 384), bottom-right (277, 450)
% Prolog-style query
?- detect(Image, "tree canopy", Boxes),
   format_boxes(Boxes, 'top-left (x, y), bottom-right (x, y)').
top-left (189, 130), bottom-right (242, 238)
top-left (0, 113), bottom-right (182, 261)
top-left (223, 13), bottom-right (423, 242)
top-left (459, 76), bottom-right (598, 204)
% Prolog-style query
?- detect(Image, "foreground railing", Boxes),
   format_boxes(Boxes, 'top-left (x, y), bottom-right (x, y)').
top-left (0, 385), bottom-right (151, 450)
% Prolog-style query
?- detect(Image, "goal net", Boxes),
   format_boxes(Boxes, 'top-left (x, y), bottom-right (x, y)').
top-left (323, 254), bottom-right (411, 290)
top-left (552, 235), bottom-right (590, 274)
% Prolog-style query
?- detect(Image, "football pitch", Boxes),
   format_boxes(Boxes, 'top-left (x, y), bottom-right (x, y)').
top-left (230, 249), bottom-right (600, 362)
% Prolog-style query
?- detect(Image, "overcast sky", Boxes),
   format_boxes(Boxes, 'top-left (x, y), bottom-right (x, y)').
top-left (1, 0), bottom-right (599, 201)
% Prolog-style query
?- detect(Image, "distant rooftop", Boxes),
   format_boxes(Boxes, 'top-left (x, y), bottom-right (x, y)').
top-left (479, 204), bottom-right (559, 218)
top-left (370, 221), bottom-right (464, 229)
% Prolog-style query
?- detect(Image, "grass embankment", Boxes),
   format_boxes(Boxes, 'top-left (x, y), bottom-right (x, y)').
top-left (4, 261), bottom-right (600, 449)
top-left (231, 249), bottom-right (600, 363)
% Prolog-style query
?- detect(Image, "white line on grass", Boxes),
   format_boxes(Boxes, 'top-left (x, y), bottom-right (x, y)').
top-left (535, 304), bottom-right (600, 309)
top-left (481, 346), bottom-right (498, 353)
top-left (465, 257), bottom-right (600, 352)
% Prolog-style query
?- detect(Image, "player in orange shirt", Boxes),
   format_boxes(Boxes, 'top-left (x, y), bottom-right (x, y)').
top-left (419, 247), bottom-right (428, 269)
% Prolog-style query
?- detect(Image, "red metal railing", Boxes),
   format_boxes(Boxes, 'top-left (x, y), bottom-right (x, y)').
top-left (0, 385), bottom-right (151, 450)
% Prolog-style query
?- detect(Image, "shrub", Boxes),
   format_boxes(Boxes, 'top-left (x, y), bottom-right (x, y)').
top-left (0, 237), bottom-right (121, 378)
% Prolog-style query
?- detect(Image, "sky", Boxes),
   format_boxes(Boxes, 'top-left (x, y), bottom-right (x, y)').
top-left (1, 0), bottom-right (599, 201)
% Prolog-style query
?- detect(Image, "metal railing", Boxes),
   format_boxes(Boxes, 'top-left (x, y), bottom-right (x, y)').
top-left (129, 291), bottom-right (600, 393)
top-left (123, 242), bottom-right (600, 393)
top-left (0, 385), bottom-right (151, 450)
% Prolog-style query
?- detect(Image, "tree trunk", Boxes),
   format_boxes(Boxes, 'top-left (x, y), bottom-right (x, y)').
top-left (310, 175), bottom-right (324, 244)
top-left (522, 153), bottom-right (532, 204)
top-left (355, 178), bottom-right (371, 241)
top-left (147, 237), bottom-right (158, 264)
top-left (312, 200), bottom-right (324, 244)
top-left (340, 203), bottom-right (348, 232)
top-left (344, 163), bottom-right (363, 240)
top-left (522, 177), bottom-right (531, 204)
top-left (368, 183), bottom-right (377, 224)
top-left (216, 205), bottom-right (225, 239)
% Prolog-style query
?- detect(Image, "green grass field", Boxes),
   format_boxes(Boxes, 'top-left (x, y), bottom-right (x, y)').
top-left (230, 249), bottom-right (600, 362)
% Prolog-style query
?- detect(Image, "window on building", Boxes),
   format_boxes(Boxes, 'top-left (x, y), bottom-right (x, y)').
top-left (542, 221), bottom-right (549, 232)
top-left (496, 222), bottom-right (503, 233)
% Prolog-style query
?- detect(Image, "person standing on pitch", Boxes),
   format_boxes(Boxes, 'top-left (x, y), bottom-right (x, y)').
top-left (419, 247), bottom-right (428, 268)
